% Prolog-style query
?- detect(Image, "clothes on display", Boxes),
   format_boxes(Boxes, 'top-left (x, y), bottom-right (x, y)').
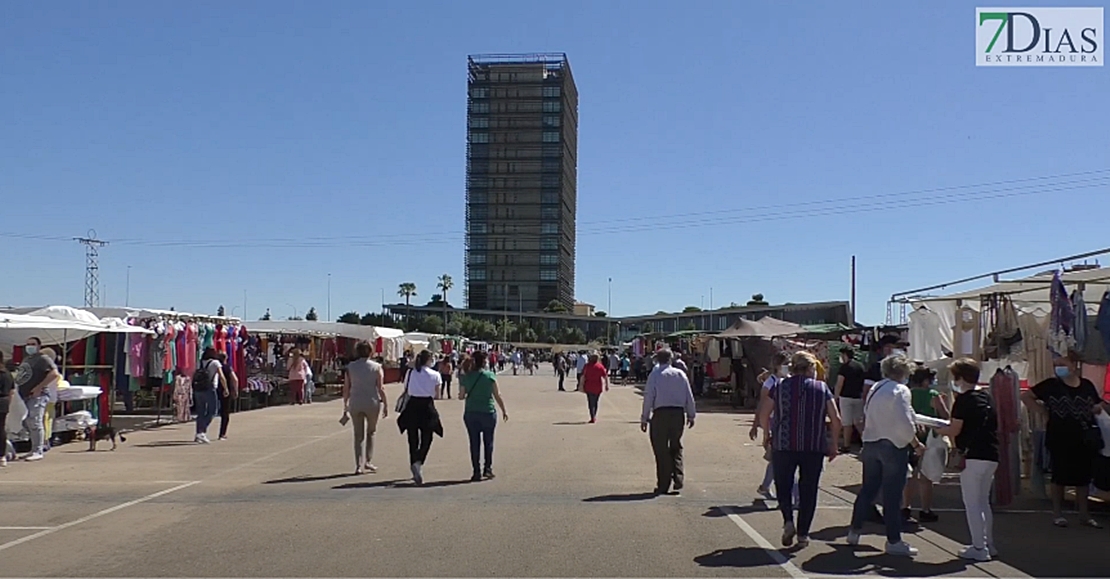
top-left (909, 307), bottom-right (952, 362)
top-left (1049, 271), bottom-right (1077, 357)
top-left (989, 367), bottom-right (1021, 506)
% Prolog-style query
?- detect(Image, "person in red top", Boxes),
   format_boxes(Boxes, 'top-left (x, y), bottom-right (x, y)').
top-left (580, 353), bottom-right (610, 423)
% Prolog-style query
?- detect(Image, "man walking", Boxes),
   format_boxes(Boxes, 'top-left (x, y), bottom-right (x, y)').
top-left (14, 337), bottom-right (60, 462)
top-left (555, 354), bottom-right (567, 391)
top-left (640, 349), bottom-right (696, 495)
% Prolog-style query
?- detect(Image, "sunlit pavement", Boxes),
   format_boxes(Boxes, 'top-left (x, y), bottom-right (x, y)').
top-left (1, 373), bottom-right (1105, 577)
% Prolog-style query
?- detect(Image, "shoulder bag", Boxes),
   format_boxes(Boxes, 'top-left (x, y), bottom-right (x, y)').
top-left (395, 369), bottom-right (412, 414)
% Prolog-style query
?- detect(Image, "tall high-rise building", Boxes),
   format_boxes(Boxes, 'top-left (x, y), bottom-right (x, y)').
top-left (465, 53), bottom-right (578, 313)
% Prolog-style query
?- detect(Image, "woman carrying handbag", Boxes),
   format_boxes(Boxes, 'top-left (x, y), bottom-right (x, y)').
top-left (396, 350), bottom-right (443, 485)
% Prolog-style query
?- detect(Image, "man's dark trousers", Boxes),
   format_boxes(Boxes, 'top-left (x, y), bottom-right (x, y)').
top-left (650, 407), bottom-right (686, 492)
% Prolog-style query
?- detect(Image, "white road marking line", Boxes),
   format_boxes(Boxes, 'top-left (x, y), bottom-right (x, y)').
top-left (0, 481), bottom-right (200, 553)
top-left (723, 505), bottom-right (808, 579)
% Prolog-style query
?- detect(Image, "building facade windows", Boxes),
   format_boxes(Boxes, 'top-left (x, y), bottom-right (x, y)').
top-left (542, 86), bottom-right (561, 98)
top-left (541, 190), bottom-right (558, 204)
top-left (542, 131), bottom-right (560, 143)
top-left (470, 132), bottom-right (489, 143)
top-left (470, 269), bottom-right (487, 281)
top-left (470, 254), bottom-right (487, 264)
top-left (543, 115), bottom-right (560, 128)
top-left (541, 223), bottom-right (558, 234)
top-left (471, 223), bottom-right (488, 234)
top-left (470, 102), bottom-right (489, 113)
top-left (542, 101), bottom-right (561, 113)
top-left (540, 254), bottom-right (558, 265)
top-left (541, 174), bottom-right (560, 187)
top-left (541, 207), bottom-right (559, 219)
top-left (540, 237), bottom-right (558, 250)
top-left (470, 87), bottom-right (489, 98)
top-left (470, 117), bottom-right (489, 129)
top-left (540, 269), bottom-right (557, 281)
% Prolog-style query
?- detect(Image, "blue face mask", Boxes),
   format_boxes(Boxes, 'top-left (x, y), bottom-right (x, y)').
top-left (1054, 366), bottom-right (1071, 379)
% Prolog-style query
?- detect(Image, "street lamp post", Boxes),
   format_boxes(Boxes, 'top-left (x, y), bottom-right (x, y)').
top-left (607, 277), bottom-right (612, 345)
top-left (125, 265), bottom-right (131, 307)
top-left (286, 303), bottom-right (298, 320)
top-left (327, 273), bottom-right (332, 321)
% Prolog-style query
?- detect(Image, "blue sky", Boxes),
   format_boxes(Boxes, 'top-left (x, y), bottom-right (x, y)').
top-left (2, 1), bottom-right (1107, 324)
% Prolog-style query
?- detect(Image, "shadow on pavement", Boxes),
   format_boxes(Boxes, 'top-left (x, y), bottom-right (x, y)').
top-left (134, 441), bottom-right (199, 448)
top-left (332, 479), bottom-right (411, 490)
top-left (584, 492), bottom-right (658, 502)
top-left (552, 421), bottom-right (589, 425)
top-left (702, 504), bottom-right (774, 518)
top-left (802, 544), bottom-right (969, 577)
top-left (694, 546), bottom-right (783, 569)
top-left (334, 478), bottom-right (480, 490)
top-left (264, 473), bottom-right (358, 484)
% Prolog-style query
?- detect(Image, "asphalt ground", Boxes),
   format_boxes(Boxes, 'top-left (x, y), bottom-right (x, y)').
top-left (1, 373), bottom-right (1107, 578)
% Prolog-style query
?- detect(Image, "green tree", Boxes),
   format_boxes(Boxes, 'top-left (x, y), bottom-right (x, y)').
top-left (655, 311), bottom-right (668, 316)
top-left (521, 327), bottom-right (538, 342)
top-left (683, 306), bottom-right (702, 313)
top-left (495, 319), bottom-right (516, 342)
top-left (360, 312), bottom-right (398, 328)
top-left (398, 282), bottom-right (418, 325)
top-left (217, 305), bottom-right (226, 316)
top-left (558, 327), bottom-right (587, 345)
top-left (594, 311), bottom-right (607, 317)
top-left (418, 315), bottom-right (445, 334)
top-left (641, 322), bottom-right (654, 335)
top-left (747, 293), bottom-right (769, 306)
top-left (683, 321), bottom-right (697, 331)
top-left (260, 308), bottom-right (272, 321)
top-left (476, 320), bottom-right (498, 342)
top-left (305, 307), bottom-right (318, 321)
top-left (437, 273), bottom-right (454, 326)
top-left (337, 311), bottom-right (361, 324)
top-left (544, 300), bottom-right (569, 313)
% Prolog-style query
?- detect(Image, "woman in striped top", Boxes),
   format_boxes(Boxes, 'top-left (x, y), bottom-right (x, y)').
top-left (758, 351), bottom-right (842, 548)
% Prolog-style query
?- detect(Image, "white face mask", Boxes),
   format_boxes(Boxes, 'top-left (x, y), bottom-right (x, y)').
top-left (892, 349), bottom-right (907, 357)
top-left (949, 380), bottom-right (962, 394)
top-left (778, 365), bottom-right (790, 377)
top-left (25, 345), bottom-right (39, 355)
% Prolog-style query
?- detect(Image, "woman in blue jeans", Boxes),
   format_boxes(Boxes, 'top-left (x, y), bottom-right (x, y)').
top-left (847, 354), bottom-right (926, 557)
top-left (758, 351), bottom-right (842, 548)
top-left (459, 351), bottom-right (509, 482)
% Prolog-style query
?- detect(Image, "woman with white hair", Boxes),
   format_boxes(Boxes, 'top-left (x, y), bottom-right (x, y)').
top-left (846, 354), bottom-right (926, 558)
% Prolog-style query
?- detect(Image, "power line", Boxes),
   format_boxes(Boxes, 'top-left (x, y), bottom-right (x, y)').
top-left (3, 168), bottom-right (1107, 250)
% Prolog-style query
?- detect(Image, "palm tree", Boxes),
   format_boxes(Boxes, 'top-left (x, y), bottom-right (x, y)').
top-left (436, 274), bottom-right (454, 329)
top-left (398, 282), bottom-right (417, 326)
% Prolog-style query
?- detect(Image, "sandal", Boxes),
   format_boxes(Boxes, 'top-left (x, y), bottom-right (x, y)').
top-left (1082, 518), bottom-right (1103, 529)
top-left (1053, 517), bottom-right (1069, 527)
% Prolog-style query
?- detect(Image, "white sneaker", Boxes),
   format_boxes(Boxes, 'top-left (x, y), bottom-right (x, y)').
top-left (366, 463), bottom-right (378, 473)
top-left (412, 461), bottom-right (424, 485)
top-left (885, 541), bottom-right (919, 557)
top-left (847, 529), bottom-right (861, 546)
top-left (782, 521), bottom-right (796, 547)
top-left (0, 457), bottom-right (8, 467)
top-left (196, 434), bottom-right (210, 444)
top-left (958, 546), bottom-right (991, 562)
top-left (24, 453), bottom-right (44, 462)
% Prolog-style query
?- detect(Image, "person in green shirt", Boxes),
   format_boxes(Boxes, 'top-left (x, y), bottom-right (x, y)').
top-left (905, 367), bottom-right (951, 523)
top-left (459, 351), bottom-right (509, 482)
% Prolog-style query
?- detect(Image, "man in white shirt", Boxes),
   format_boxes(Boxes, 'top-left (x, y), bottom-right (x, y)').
top-left (847, 354), bottom-right (926, 557)
top-left (575, 351), bottom-right (588, 388)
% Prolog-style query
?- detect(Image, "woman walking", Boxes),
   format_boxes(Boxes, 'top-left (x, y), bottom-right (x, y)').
top-left (344, 342), bottom-right (388, 475)
top-left (758, 351), bottom-right (842, 548)
top-left (439, 356), bottom-right (455, 400)
top-left (397, 350), bottom-right (443, 485)
top-left (936, 358), bottom-right (1000, 562)
top-left (580, 353), bottom-right (609, 423)
top-left (216, 352), bottom-right (239, 441)
top-left (194, 348), bottom-right (227, 444)
top-left (1021, 351), bottom-right (1107, 528)
top-left (459, 351), bottom-right (509, 481)
top-left (287, 348), bottom-right (310, 405)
